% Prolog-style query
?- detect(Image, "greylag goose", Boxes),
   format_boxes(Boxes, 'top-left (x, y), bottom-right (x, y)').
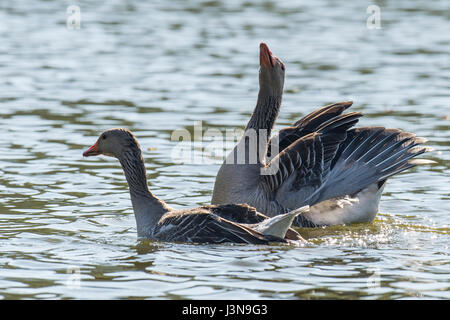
top-left (211, 43), bottom-right (435, 227)
top-left (83, 128), bottom-right (307, 244)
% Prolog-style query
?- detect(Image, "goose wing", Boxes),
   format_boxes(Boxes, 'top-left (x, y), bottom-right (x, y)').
top-left (204, 203), bottom-right (266, 224)
top-left (153, 209), bottom-right (280, 244)
top-left (260, 113), bottom-right (359, 210)
top-left (311, 126), bottom-right (435, 204)
top-left (205, 204), bottom-right (304, 241)
top-left (261, 125), bottom-right (434, 210)
top-left (267, 101), bottom-right (354, 160)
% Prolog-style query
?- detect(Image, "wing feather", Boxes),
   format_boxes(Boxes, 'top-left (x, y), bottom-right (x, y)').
top-left (153, 209), bottom-right (276, 244)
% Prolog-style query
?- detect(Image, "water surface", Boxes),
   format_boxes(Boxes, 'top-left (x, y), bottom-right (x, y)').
top-left (0, 0), bottom-right (449, 299)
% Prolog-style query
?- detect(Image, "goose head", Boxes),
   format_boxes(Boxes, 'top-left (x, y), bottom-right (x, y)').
top-left (83, 128), bottom-right (141, 159)
top-left (259, 42), bottom-right (285, 97)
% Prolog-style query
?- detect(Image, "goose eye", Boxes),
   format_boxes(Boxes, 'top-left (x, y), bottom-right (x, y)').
top-left (281, 64), bottom-right (285, 71)
top-left (102, 134), bottom-right (107, 140)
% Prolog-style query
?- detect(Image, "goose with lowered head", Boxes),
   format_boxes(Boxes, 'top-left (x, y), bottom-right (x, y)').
top-left (83, 128), bottom-right (308, 244)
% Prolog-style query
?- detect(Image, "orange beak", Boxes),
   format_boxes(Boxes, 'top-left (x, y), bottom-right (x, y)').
top-left (260, 42), bottom-right (274, 69)
top-left (83, 141), bottom-right (100, 157)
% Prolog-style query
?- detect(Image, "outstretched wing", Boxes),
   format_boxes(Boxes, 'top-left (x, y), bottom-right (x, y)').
top-left (260, 126), bottom-right (351, 210)
top-left (260, 111), bottom-right (361, 208)
top-left (261, 125), bottom-right (434, 210)
top-left (267, 101), bottom-right (354, 160)
top-left (154, 209), bottom-right (278, 244)
top-left (312, 126), bottom-right (435, 204)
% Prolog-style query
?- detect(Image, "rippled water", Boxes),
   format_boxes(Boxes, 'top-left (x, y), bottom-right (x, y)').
top-left (0, 0), bottom-right (449, 299)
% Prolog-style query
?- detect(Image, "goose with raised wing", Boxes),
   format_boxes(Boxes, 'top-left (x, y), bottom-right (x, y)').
top-left (211, 43), bottom-right (435, 227)
top-left (83, 128), bottom-right (307, 244)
